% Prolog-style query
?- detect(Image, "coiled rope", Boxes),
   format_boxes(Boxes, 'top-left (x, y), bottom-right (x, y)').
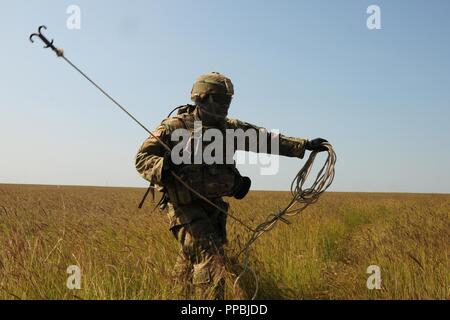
top-left (233, 143), bottom-right (336, 299)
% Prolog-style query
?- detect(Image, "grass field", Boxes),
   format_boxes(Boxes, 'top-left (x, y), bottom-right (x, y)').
top-left (0, 184), bottom-right (448, 300)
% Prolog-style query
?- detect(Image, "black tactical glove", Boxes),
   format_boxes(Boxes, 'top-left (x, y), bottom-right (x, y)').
top-left (233, 176), bottom-right (252, 200)
top-left (306, 138), bottom-right (328, 152)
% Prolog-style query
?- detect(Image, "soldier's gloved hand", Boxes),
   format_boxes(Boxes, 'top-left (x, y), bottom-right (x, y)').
top-left (233, 176), bottom-right (252, 200)
top-left (306, 138), bottom-right (328, 152)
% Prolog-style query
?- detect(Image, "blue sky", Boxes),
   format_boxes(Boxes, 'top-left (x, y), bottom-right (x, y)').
top-left (1, 0), bottom-right (449, 193)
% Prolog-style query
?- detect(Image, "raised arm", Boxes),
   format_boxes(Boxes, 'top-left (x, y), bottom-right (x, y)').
top-left (226, 118), bottom-right (308, 158)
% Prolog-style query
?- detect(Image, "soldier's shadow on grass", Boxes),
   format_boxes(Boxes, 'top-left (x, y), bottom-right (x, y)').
top-left (253, 272), bottom-right (300, 300)
top-left (225, 257), bottom-right (295, 300)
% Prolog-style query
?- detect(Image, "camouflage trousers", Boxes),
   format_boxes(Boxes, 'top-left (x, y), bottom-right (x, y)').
top-left (167, 198), bottom-right (229, 300)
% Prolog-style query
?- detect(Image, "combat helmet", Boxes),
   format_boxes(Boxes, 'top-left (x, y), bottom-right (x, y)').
top-left (191, 72), bottom-right (234, 101)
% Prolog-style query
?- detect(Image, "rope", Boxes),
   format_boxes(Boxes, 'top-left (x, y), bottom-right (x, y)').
top-left (61, 57), bottom-right (163, 144)
top-left (233, 143), bottom-right (336, 299)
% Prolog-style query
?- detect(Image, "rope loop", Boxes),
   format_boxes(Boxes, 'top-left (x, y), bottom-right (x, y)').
top-left (234, 143), bottom-right (336, 299)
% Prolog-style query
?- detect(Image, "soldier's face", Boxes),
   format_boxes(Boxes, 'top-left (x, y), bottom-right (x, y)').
top-left (198, 94), bottom-right (232, 121)
top-left (211, 93), bottom-right (232, 106)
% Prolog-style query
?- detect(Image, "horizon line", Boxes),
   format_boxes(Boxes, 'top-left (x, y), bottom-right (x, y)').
top-left (0, 182), bottom-right (448, 196)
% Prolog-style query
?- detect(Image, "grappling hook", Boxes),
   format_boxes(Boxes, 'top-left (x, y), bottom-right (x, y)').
top-left (29, 25), bottom-right (64, 57)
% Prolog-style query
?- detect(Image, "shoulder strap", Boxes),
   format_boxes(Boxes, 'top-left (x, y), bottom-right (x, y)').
top-left (178, 112), bottom-right (195, 132)
top-left (166, 104), bottom-right (195, 118)
top-left (162, 105), bottom-right (197, 132)
top-left (176, 104), bottom-right (196, 116)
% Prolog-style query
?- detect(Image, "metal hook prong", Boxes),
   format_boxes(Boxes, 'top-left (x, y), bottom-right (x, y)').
top-left (38, 25), bottom-right (47, 35)
top-left (29, 33), bottom-right (39, 43)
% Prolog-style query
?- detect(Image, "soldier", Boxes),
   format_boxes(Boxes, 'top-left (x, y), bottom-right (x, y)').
top-left (135, 72), bottom-right (327, 299)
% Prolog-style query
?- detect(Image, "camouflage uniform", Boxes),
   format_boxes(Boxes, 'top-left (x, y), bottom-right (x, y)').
top-left (135, 73), bottom-right (307, 299)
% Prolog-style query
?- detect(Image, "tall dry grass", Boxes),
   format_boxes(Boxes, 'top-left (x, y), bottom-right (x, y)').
top-left (0, 184), bottom-right (448, 299)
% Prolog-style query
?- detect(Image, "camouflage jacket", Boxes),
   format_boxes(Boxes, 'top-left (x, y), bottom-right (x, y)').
top-left (135, 105), bottom-right (306, 202)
